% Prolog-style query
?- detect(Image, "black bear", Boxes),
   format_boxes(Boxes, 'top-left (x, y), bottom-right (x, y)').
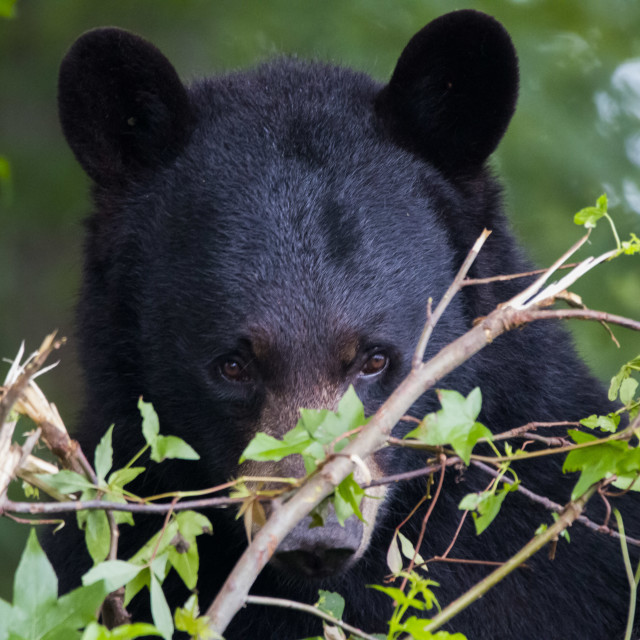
top-left (49, 9), bottom-right (638, 640)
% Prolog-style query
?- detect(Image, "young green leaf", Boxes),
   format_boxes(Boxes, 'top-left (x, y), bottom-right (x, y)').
top-left (386, 535), bottom-right (403, 574)
top-left (139, 398), bottom-right (159, 447)
top-left (608, 356), bottom-right (640, 401)
top-left (459, 483), bottom-right (519, 535)
top-left (84, 509), bottom-right (111, 565)
top-left (573, 194), bottom-right (607, 228)
top-left (151, 435), bottom-right (199, 463)
top-left (82, 560), bottom-right (144, 593)
top-left (621, 232), bottom-right (640, 255)
top-left (563, 430), bottom-right (640, 499)
top-left (1, 530), bottom-right (109, 640)
top-left (80, 621), bottom-right (162, 640)
top-left (579, 413), bottom-right (620, 433)
top-left (333, 473), bottom-right (365, 526)
top-left (108, 467), bottom-right (145, 491)
top-left (14, 529), bottom-right (58, 623)
top-left (405, 388), bottom-right (491, 464)
top-left (149, 573), bottom-right (173, 640)
top-left (94, 425), bottom-right (114, 484)
top-left (239, 428), bottom-right (311, 463)
top-left (240, 386), bottom-right (367, 472)
top-left (34, 470), bottom-right (95, 495)
top-left (620, 378), bottom-right (639, 406)
top-left (316, 590), bottom-right (345, 620)
top-left (174, 595), bottom-right (218, 639)
top-left (398, 531), bottom-right (425, 566)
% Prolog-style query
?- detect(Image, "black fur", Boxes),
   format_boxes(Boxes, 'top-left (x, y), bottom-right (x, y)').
top-left (48, 10), bottom-right (638, 639)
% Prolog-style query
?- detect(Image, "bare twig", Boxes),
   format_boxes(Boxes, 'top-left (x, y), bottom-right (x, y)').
top-left (462, 262), bottom-right (579, 286)
top-left (400, 455), bottom-right (447, 591)
top-left (412, 229), bottom-right (491, 368)
top-left (518, 308), bottom-right (640, 333)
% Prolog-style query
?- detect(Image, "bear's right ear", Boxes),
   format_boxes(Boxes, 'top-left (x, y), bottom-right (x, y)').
top-left (58, 28), bottom-right (193, 186)
top-left (376, 10), bottom-right (519, 176)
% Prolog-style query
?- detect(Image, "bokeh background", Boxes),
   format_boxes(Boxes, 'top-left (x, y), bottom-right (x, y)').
top-left (1, 0), bottom-right (639, 599)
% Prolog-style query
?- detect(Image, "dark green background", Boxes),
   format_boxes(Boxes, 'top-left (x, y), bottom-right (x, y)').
top-left (1, 0), bottom-right (639, 600)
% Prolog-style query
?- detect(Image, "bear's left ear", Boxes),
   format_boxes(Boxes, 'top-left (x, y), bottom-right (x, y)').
top-left (376, 10), bottom-right (518, 176)
top-left (58, 27), bottom-right (194, 186)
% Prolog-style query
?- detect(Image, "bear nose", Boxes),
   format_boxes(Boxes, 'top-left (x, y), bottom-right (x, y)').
top-left (271, 511), bottom-right (363, 579)
top-left (273, 547), bottom-right (357, 578)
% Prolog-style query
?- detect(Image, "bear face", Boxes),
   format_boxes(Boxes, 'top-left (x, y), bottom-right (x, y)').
top-left (51, 9), bottom-right (637, 640)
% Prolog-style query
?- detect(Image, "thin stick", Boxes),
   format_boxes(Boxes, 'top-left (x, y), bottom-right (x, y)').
top-left (462, 263), bottom-right (579, 286)
top-left (245, 595), bottom-right (380, 640)
top-left (507, 231), bottom-right (592, 309)
top-left (412, 229), bottom-right (492, 368)
top-left (399, 456), bottom-right (447, 592)
top-left (520, 308), bottom-right (640, 333)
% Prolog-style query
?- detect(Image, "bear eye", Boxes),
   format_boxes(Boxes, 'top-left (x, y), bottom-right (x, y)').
top-left (220, 359), bottom-right (253, 383)
top-left (360, 352), bottom-right (389, 377)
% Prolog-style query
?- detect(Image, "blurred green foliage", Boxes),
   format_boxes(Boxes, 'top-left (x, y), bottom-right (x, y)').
top-left (1, 0), bottom-right (639, 600)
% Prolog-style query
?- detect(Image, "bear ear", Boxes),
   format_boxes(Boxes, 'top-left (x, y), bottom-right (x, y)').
top-left (58, 27), bottom-right (193, 185)
top-left (376, 10), bottom-right (519, 176)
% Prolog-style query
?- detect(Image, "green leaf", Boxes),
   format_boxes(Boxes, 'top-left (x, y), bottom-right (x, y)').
top-left (333, 473), bottom-right (364, 526)
top-left (240, 386), bottom-right (367, 471)
top-left (305, 386), bottom-right (367, 447)
top-left (149, 574), bottom-right (173, 640)
top-left (13, 530), bottom-right (58, 623)
top-left (620, 378), bottom-right (639, 406)
top-left (80, 622), bottom-right (162, 640)
top-left (405, 388), bottom-right (491, 465)
top-left (459, 483), bottom-right (519, 535)
top-left (123, 568), bottom-right (150, 608)
top-left (386, 535), bottom-right (402, 574)
top-left (316, 590), bottom-right (345, 620)
top-left (398, 531), bottom-right (424, 566)
top-left (82, 560), bottom-right (144, 593)
top-left (95, 425), bottom-right (114, 484)
top-left (168, 537), bottom-right (198, 590)
top-left (612, 473), bottom-right (640, 492)
top-left (563, 430), bottom-right (640, 499)
top-left (397, 616), bottom-right (467, 639)
top-left (1, 532), bottom-right (109, 639)
top-left (574, 194), bottom-right (607, 228)
top-left (579, 413), bottom-right (620, 433)
top-left (608, 356), bottom-right (640, 401)
top-left (139, 398), bottom-right (159, 448)
top-left (151, 435), bottom-right (200, 463)
top-left (34, 470), bottom-right (95, 495)
top-left (240, 427), bottom-right (312, 463)
top-left (621, 232), bottom-right (640, 255)
top-left (174, 595), bottom-right (217, 639)
top-left (45, 582), bottom-right (109, 636)
top-left (108, 467), bottom-right (145, 491)
top-left (84, 509), bottom-right (111, 565)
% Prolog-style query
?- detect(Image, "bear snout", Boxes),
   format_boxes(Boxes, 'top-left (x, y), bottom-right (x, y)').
top-left (272, 511), bottom-right (363, 579)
